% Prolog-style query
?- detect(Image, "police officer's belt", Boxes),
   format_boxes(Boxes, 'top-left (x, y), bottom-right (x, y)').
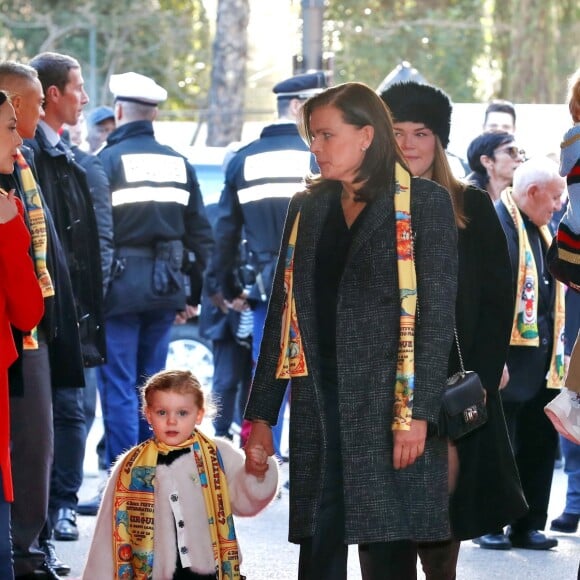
top-left (117, 246), bottom-right (155, 258)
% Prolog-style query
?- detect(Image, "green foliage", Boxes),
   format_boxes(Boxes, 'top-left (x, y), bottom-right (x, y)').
top-left (325, 0), bottom-right (486, 102)
top-left (0, 0), bottom-right (211, 116)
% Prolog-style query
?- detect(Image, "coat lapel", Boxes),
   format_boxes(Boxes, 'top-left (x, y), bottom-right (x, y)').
top-left (346, 185), bottom-right (393, 267)
top-left (292, 188), bottom-right (335, 379)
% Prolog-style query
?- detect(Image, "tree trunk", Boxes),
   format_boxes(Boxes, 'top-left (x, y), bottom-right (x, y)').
top-left (507, 0), bottom-right (558, 102)
top-left (206, 0), bottom-right (250, 146)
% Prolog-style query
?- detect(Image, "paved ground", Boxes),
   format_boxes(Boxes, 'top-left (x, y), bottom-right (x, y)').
top-left (56, 418), bottom-right (580, 580)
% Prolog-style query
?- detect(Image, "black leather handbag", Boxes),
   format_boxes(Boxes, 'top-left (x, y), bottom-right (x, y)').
top-left (439, 329), bottom-right (488, 441)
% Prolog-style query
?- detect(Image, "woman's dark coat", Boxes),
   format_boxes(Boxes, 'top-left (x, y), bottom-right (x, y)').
top-left (449, 186), bottom-right (528, 540)
top-left (246, 177), bottom-right (458, 544)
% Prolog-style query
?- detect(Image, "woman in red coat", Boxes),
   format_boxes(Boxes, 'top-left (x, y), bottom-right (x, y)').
top-left (0, 90), bottom-right (44, 579)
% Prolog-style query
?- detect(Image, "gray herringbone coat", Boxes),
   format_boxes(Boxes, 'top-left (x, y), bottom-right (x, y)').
top-left (245, 177), bottom-right (458, 545)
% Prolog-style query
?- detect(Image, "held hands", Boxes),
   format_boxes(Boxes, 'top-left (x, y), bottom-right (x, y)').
top-left (226, 290), bottom-right (250, 313)
top-left (392, 418), bottom-right (427, 470)
top-left (244, 421), bottom-right (274, 480)
top-left (0, 189), bottom-right (18, 224)
top-left (174, 304), bottom-right (199, 324)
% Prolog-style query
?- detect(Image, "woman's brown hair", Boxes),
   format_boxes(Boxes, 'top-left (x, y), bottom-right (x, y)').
top-left (431, 138), bottom-right (468, 229)
top-left (298, 82), bottom-right (409, 203)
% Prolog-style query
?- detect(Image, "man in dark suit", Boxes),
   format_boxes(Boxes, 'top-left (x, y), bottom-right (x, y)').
top-left (481, 156), bottom-right (566, 551)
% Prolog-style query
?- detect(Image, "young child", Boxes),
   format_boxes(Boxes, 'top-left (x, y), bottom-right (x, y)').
top-left (546, 67), bottom-right (580, 445)
top-left (82, 369), bottom-right (278, 580)
top-left (556, 66), bottom-right (580, 246)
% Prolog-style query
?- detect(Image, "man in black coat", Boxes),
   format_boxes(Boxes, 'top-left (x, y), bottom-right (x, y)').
top-left (25, 51), bottom-right (109, 551)
top-left (485, 156), bottom-right (567, 550)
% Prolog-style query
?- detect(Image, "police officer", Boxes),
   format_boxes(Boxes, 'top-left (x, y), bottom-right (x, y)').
top-left (213, 71), bottom-right (327, 459)
top-left (96, 72), bottom-right (213, 471)
top-left (85, 105), bottom-right (115, 154)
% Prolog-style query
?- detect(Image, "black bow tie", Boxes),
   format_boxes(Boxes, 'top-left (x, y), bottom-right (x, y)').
top-left (157, 447), bottom-right (191, 466)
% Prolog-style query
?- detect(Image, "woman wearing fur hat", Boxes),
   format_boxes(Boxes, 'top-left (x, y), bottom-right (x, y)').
top-left (381, 82), bottom-right (528, 575)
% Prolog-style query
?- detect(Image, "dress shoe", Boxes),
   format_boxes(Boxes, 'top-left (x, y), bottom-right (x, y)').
top-left (550, 512), bottom-right (580, 533)
top-left (53, 507), bottom-right (79, 541)
top-left (40, 540), bottom-right (71, 576)
top-left (36, 562), bottom-right (63, 579)
top-left (16, 561), bottom-right (62, 579)
top-left (472, 533), bottom-right (512, 550)
top-left (509, 529), bottom-right (558, 550)
top-left (77, 493), bottom-right (101, 516)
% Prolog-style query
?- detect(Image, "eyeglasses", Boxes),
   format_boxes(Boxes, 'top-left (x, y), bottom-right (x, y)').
top-left (495, 145), bottom-right (525, 160)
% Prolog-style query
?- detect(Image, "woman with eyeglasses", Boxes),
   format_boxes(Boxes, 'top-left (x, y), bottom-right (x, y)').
top-left (381, 82), bottom-right (528, 577)
top-left (0, 89), bottom-right (44, 580)
top-left (466, 131), bottom-right (525, 201)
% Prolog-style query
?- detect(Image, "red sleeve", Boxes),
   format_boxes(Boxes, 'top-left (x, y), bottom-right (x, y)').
top-left (0, 209), bottom-right (44, 332)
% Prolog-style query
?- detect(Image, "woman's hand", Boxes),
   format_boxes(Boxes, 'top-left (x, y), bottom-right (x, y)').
top-left (499, 363), bottom-right (510, 390)
top-left (392, 418), bottom-right (427, 470)
top-left (0, 189), bottom-right (18, 224)
top-left (244, 421), bottom-right (274, 478)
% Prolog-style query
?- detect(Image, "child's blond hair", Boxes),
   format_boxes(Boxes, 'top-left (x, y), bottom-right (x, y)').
top-left (140, 369), bottom-right (206, 413)
top-left (567, 67), bottom-right (580, 123)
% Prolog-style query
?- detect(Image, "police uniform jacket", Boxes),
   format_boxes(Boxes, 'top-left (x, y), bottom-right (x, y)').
top-left (2, 150), bottom-right (86, 391)
top-left (214, 122), bottom-right (314, 304)
top-left (98, 120), bottom-right (213, 316)
top-left (24, 131), bottom-right (106, 368)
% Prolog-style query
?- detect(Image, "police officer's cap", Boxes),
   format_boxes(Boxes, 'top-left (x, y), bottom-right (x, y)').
top-left (87, 106), bottom-right (114, 127)
top-left (273, 71), bottom-right (327, 100)
top-left (109, 72), bottom-right (168, 106)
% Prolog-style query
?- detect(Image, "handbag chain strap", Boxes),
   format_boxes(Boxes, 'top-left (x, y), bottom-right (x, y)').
top-left (454, 327), bottom-right (466, 375)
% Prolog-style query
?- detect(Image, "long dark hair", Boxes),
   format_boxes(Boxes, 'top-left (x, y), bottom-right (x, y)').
top-left (298, 82), bottom-right (409, 202)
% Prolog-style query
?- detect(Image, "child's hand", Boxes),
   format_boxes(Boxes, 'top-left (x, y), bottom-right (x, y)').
top-left (0, 189), bottom-right (18, 224)
top-left (244, 443), bottom-right (269, 481)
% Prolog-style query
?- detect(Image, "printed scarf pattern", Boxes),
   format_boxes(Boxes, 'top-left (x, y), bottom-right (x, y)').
top-left (501, 189), bottom-right (565, 388)
top-left (112, 431), bottom-right (240, 580)
top-left (14, 149), bottom-right (54, 350)
top-left (275, 164), bottom-right (416, 429)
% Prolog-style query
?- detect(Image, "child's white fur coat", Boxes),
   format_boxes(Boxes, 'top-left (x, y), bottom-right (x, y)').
top-left (81, 437), bottom-right (278, 579)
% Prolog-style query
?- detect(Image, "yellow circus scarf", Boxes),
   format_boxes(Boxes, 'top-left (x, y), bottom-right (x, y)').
top-left (275, 164), bottom-right (416, 429)
top-left (112, 431), bottom-right (240, 580)
top-left (501, 189), bottom-right (566, 388)
top-left (14, 149), bottom-right (54, 350)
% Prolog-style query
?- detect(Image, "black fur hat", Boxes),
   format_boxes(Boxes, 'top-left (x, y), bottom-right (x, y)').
top-left (380, 81), bottom-right (453, 149)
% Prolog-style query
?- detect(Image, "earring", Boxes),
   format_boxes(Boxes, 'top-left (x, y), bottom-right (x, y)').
top-left (361, 146), bottom-right (367, 152)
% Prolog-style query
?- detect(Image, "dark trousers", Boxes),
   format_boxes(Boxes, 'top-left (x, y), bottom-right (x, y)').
top-left (0, 470), bottom-right (14, 580)
top-left (98, 309), bottom-right (175, 467)
top-left (10, 344), bottom-right (53, 575)
top-left (82, 366), bottom-right (106, 469)
top-left (416, 539), bottom-right (460, 580)
top-left (502, 386), bottom-right (559, 532)
top-left (48, 386), bottom-right (86, 519)
top-left (211, 338), bottom-right (252, 437)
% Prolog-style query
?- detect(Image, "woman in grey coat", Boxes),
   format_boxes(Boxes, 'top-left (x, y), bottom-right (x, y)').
top-left (244, 82), bottom-right (458, 579)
